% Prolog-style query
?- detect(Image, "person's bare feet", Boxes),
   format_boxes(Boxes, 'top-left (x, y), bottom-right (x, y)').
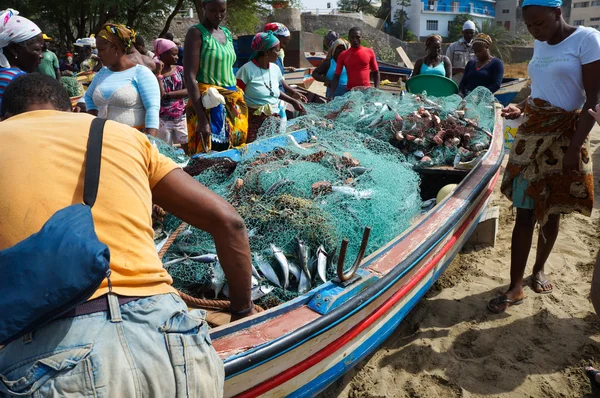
top-left (585, 366), bottom-right (600, 395)
top-left (532, 270), bottom-right (553, 294)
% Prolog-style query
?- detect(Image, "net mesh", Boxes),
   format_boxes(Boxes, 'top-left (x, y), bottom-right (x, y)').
top-left (154, 87), bottom-right (496, 308)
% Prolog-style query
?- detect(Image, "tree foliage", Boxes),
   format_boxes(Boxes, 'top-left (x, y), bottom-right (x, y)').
top-left (448, 14), bottom-right (472, 42)
top-left (337, 0), bottom-right (379, 15)
top-left (389, 0), bottom-right (411, 40)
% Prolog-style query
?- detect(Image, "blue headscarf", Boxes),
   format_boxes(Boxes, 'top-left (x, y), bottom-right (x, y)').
top-left (522, 0), bottom-right (562, 7)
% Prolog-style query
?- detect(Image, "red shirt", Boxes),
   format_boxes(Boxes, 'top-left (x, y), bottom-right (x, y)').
top-left (335, 46), bottom-right (378, 90)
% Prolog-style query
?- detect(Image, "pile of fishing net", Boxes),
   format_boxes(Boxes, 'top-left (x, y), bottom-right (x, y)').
top-left (154, 87), bottom-right (496, 308)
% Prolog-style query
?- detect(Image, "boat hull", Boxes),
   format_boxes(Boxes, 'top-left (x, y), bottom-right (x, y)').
top-left (203, 106), bottom-right (505, 397)
top-left (495, 78), bottom-right (529, 107)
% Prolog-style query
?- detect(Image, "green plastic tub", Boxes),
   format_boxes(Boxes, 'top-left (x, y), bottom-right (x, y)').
top-left (406, 74), bottom-right (459, 97)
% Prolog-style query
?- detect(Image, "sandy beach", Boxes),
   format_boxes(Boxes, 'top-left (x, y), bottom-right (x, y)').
top-left (317, 111), bottom-right (600, 397)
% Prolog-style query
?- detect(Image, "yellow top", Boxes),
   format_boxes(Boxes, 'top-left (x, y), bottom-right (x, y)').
top-left (0, 111), bottom-right (179, 299)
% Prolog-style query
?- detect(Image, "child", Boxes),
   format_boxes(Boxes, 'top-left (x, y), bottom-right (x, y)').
top-left (154, 38), bottom-right (188, 152)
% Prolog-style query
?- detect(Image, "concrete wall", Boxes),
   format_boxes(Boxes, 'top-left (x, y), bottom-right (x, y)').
top-left (301, 13), bottom-right (405, 62)
top-left (399, 41), bottom-right (534, 63)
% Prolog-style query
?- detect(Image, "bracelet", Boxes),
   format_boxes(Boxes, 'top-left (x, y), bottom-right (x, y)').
top-left (229, 303), bottom-right (254, 316)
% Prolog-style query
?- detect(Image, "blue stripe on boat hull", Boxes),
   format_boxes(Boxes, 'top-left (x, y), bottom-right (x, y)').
top-left (286, 203), bottom-right (486, 397)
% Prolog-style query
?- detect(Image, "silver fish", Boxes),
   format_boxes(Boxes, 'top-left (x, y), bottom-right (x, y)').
top-left (211, 261), bottom-right (226, 299)
top-left (316, 245), bottom-right (328, 283)
top-left (298, 269), bottom-right (311, 294)
top-left (155, 234), bottom-right (169, 253)
top-left (222, 276), bottom-right (259, 298)
top-left (251, 285), bottom-right (275, 301)
top-left (349, 166), bottom-right (371, 176)
top-left (251, 263), bottom-right (261, 280)
top-left (288, 261), bottom-right (302, 281)
top-left (331, 186), bottom-right (373, 199)
top-left (271, 244), bottom-right (290, 290)
top-left (254, 253), bottom-right (282, 288)
top-left (308, 257), bottom-right (317, 282)
top-left (162, 253), bottom-right (218, 267)
top-left (295, 238), bottom-right (311, 281)
top-left (265, 179), bottom-right (294, 196)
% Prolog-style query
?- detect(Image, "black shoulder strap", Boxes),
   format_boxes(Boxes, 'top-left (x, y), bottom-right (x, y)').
top-left (83, 118), bottom-right (106, 207)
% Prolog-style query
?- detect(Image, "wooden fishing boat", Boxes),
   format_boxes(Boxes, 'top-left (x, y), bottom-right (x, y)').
top-left (304, 51), bottom-right (327, 67)
top-left (495, 78), bottom-right (529, 107)
top-left (192, 104), bottom-right (505, 397)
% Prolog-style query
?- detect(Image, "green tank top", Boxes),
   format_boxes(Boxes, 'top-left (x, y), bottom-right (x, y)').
top-left (195, 24), bottom-right (237, 87)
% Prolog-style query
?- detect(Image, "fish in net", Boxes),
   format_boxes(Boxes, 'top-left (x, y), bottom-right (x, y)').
top-left (154, 87), bottom-right (496, 308)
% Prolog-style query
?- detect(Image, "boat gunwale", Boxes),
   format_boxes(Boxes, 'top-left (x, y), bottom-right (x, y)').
top-left (214, 105), bottom-right (505, 378)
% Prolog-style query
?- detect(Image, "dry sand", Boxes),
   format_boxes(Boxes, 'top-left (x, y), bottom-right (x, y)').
top-left (318, 122), bottom-right (600, 397)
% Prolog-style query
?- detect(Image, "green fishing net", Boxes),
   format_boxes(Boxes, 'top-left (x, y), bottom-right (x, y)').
top-left (154, 87), bottom-right (496, 308)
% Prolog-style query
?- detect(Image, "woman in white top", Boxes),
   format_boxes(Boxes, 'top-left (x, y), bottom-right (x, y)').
top-left (84, 24), bottom-right (160, 136)
top-left (488, 0), bottom-right (600, 314)
top-left (236, 31), bottom-right (305, 143)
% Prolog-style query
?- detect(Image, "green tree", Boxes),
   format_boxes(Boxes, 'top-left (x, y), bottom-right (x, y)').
top-left (337, 0), bottom-right (379, 15)
top-left (448, 14), bottom-right (472, 42)
top-left (389, 0), bottom-right (411, 40)
top-left (478, 19), bottom-right (516, 61)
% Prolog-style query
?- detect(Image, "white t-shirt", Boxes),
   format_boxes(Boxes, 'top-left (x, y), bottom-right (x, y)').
top-left (236, 61), bottom-right (283, 108)
top-left (529, 26), bottom-right (600, 111)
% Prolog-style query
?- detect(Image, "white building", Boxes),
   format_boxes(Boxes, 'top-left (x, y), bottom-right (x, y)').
top-left (301, 0), bottom-right (382, 14)
top-left (391, 0), bottom-right (495, 39)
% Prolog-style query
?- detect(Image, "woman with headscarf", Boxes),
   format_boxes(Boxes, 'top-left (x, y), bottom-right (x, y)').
top-left (184, 0), bottom-right (247, 153)
top-left (323, 30), bottom-right (339, 52)
top-left (236, 31), bottom-right (306, 143)
top-left (412, 35), bottom-right (452, 79)
top-left (155, 38), bottom-right (188, 150)
top-left (0, 9), bottom-right (43, 110)
top-left (312, 38), bottom-right (350, 98)
top-left (459, 33), bottom-right (504, 96)
top-left (84, 24), bottom-right (160, 136)
top-left (488, 0), bottom-right (600, 317)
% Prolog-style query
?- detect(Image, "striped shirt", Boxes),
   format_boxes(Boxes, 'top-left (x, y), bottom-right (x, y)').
top-left (196, 24), bottom-right (237, 87)
top-left (0, 67), bottom-right (25, 112)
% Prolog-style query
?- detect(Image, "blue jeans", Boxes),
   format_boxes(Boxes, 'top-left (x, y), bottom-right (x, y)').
top-left (0, 293), bottom-right (224, 397)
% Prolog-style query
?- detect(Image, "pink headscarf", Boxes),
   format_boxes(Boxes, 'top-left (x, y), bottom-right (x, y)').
top-left (153, 38), bottom-right (177, 58)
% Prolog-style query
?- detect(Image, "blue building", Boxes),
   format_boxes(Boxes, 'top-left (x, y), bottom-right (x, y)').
top-left (391, 0), bottom-right (495, 39)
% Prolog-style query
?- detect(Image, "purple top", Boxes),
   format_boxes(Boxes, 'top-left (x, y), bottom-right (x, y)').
top-left (160, 65), bottom-right (186, 121)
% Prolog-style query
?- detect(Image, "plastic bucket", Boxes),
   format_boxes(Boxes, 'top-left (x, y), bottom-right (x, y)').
top-left (502, 115), bottom-right (523, 152)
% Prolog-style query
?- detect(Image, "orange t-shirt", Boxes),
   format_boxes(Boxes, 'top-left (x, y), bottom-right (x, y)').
top-left (0, 110), bottom-right (179, 299)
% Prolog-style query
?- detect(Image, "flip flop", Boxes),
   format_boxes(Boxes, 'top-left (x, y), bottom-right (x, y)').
top-left (533, 279), bottom-right (553, 294)
top-left (585, 366), bottom-right (600, 395)
top-left (487, 295), bottom-right (524, 314)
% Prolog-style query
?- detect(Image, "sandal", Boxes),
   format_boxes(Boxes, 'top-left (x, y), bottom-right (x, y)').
top-left (585, 366), bottom-right (600, 395)
top-left (487, 295), bottom-right (524, 314)
top-left (533, 279), bottom-right (553, 294)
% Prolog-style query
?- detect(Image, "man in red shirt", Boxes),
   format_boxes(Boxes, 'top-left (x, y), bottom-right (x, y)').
top-left (328, 27), bottom-right (380, 100)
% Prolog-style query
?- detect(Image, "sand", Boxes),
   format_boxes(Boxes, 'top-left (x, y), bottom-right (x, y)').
top-left (318, 123), bottom-right (600, 397)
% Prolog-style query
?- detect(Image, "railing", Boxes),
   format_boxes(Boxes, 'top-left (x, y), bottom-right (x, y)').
top-left (422, 3), bottom-right (496, 16)
top-left (301, 8), bottom-right (363, 17)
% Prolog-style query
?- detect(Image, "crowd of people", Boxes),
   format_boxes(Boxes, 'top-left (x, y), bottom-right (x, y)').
top-left (1, 0), bottom-right (600, 395)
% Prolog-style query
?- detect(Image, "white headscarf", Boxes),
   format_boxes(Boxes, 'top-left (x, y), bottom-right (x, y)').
top-left (0, 9), bottom-right (42, 68)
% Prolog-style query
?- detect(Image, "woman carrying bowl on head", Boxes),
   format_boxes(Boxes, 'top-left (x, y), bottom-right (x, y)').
top-left (459, 33), bottom-right (504, 96)
top-left (412, 34), bottom-right (452, 79)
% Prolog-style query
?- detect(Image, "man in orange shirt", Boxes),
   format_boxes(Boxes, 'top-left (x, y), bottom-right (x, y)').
top-left (0, 74), bottom-right (254, 396)
top-left (328, 27), bottom-right (380, 101)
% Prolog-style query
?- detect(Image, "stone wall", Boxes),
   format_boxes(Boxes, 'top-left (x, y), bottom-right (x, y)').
top-left (301, 14), bottom-right (405, 62)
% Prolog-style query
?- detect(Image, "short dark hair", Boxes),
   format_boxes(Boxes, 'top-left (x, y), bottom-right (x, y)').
top-left (349, 27), bottom-right (362, 35)
top-left (1, 73), bottom-right (71, 117)
top-left (164, 32), bottom-right (174, 41)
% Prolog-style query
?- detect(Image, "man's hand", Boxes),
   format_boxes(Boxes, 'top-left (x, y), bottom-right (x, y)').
top-left (588, 104), bottom-right (600, 125)
top-left (563, 147), bottom-right (582, 174)
top-left (501, 105), bottom-right (522, 120)
top-left (291, 90), bottom-right (308, 103)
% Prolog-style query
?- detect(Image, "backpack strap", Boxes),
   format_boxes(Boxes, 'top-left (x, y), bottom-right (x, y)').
top-left (83, 118), bottom-right (106, 207)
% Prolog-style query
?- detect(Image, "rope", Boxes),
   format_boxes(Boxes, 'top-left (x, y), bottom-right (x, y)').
top-left (159, 222), bottom-right (264, 313)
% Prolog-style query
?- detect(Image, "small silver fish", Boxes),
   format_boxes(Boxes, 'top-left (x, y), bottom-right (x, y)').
top-left (251, 263), bottom-right (261, 280)
top-left (298, 269), bottom-right (311, 294)
top-left (254, 254), bottom-right (281, 288)
top-left (162, 253), bottom-right (218, 266)
top-left (211, 261), bottom-right (226, 299)
top-left (251, 285), bottom-right (275, 301)
top-left (271, 244), bottom-right (290, 290)
top-left (308, 257), bottom-right (318, 282)
top-left (295, 238), bottom-right (311, 281)
top-left (288, 261), bottom-right (302, 281)
top-left (316, 245), bottom-right (328, 283)
top-left (265, 179), bottom-right (294, 196)
top-left (331, 186), bottom-right (373, 199)
top-left (155, 234), bottom-right (169, 253)
top-left (349, 166), bottom-right (371, 176)
top-left (222, 276), bottom-right (259, 299)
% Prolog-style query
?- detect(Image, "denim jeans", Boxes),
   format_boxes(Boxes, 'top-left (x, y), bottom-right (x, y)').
top-left (0, 293), bottom-right (224, 397)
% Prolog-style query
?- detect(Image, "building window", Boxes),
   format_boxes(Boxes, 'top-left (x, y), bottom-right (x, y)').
top-left (591, 17), bottom-right (600, 20)
top-left (574, 2), bottom-right (589, 7)
top-left (452, 1), bottom-right (460, 12)
top-left (592, 0), bottom-right (600, 5)
top-left (591, 25), bottom-right (600, 28)
top-left (327, 2), bottom-right (331, 7)
top-left (504, 21), bottom-right (511, 30)
top-left (426, 20), bottom-right (439, 30)
top-left (574, 19), bottom-right (585, 24)
top-left (448, 21), bottom-right (453, 31)
top-left (497, 21), bottom-right (503, 25)
top-left (502, 8), bottom-right (510, 13)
